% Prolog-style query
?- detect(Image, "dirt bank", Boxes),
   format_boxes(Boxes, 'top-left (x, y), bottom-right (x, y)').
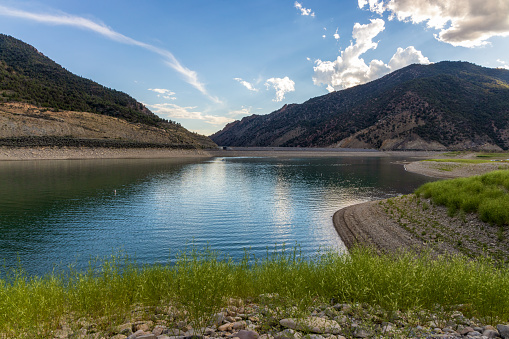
top-left (405, 160), bottom-right (509, 178)
top-left (333, 194), bottom-right (509, 259)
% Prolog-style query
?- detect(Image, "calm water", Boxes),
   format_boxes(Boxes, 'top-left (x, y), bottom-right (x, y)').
top-left (0, 156), bottom-right (433, 275)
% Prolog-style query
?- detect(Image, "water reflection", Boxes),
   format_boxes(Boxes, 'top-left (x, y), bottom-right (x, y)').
top-left (0, 156), bottom-right (434, 275)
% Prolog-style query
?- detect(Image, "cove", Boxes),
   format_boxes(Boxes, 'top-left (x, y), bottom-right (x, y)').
top-left (0, 156), bottom-right (433, 275)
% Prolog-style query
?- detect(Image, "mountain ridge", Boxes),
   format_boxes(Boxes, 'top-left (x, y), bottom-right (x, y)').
top-left (0, 34), bottom-right (216, 148)
top-left (211, 61), bottom-right (509, 151)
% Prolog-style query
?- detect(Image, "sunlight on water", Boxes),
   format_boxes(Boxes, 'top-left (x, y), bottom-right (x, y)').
top-left (0, 156), bottom-right (434, 275)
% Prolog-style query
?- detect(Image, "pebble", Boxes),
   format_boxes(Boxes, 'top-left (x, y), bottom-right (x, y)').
top-left (17, 298), bottom-right (509, 339)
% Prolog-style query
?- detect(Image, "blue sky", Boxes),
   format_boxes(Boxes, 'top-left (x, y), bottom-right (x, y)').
top-left (1, 0), bottom-right (508, 135)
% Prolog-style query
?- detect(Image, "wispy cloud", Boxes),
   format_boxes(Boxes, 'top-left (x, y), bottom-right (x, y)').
top-left (265, 77), bottom-right (295, 102)
top-left (228, 106), bottom-right (252, 118)
top-left (0, 5), bottom-right (220, 102)
top-left (148, 88), bottom-right (176, 100)
top-left (148, 103), bottom-right (234, 126)
top-left (234, 78), bottom-right (259, 92)
top-left (294, 2), bottom-right (315, 17)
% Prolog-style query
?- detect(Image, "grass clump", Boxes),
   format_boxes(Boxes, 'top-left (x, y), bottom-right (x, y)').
top-left (415, 170), bottom-right (509, 226)
top-left (1, 246), bottom-right (509, 337)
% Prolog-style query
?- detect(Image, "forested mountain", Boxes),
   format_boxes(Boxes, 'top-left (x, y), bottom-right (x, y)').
top-left (0, 34), bottom-right (216, 148)
top-left (211, 62), bottom-right (509, 151)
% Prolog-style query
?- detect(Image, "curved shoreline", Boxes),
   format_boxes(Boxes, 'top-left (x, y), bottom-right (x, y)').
top-left (334, 160), bottom-right (509, 255)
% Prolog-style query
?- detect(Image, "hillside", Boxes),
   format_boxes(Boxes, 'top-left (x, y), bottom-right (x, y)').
top-left (211, 62), bottom-right (509, 151)
top-left (0, 34), bottom-right (216, 148)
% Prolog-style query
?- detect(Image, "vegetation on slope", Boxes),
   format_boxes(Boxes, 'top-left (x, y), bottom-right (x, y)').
top-left (211, 62), bottom-right (509, 150)
top-left (415, 170), bottom-right (509, 226)
top-left (0, 34), bottom-right (216, 148)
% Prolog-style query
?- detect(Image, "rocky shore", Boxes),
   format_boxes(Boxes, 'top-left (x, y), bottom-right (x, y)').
top-left (48, 298), bottom-right (509, 339)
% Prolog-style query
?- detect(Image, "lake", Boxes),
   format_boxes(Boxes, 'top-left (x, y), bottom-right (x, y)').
top-left (0, 155), bottom-right (433, 275)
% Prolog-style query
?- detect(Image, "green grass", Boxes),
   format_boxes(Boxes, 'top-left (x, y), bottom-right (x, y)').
top-left (476, 153), bottom-right (509, 159)
top-left (415, 170), bottom-right (509, 226)
top-left (423, 159), bottom-right (509, 164)
top-left (1, 246), bottom-right (508, 337)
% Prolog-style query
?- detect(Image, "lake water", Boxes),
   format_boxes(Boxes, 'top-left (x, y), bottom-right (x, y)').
top-left (0, 156), bottom-right (433, 275)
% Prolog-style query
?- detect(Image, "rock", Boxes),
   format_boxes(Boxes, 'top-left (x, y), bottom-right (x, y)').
top-left (235, 329), bottom-right (260, 339)
top-left (213, 313), bottom-right (225, 326)
top-left (275, 329), bottom-right (303, 339)
top-left (233, 321), bottom-right (247, 330)
top-left (116, 323), bottom-right (133, 336)
top-left (259, 334), bottom-right (275, 339)
top-left (482, 329), bottom-right (501, 338)
top-left (218, 323), bottom-right (233, 331)
top-left (111, 335), bottom-right (128, 339)
top-left (302, 334), bottom-right (325, 339)
top-left (280, 317), bottom-right (341, 334)
top-left (128, 330), bottom-right (154, 339)
top-left (134, 322), bottom-right (153, 332)
top-left (459, 327), bottom-right (474, 335)
top-left (226, 316), bottom-right (236, 322)
top-left (466, 331), bottom-right (482, 337)
top-left (353, 329), bottom-right (371, 338)
top-left (164, 329), bottom-right (185, 336)
top-left (498, 325), bottom-right (509, 339)
top-left (152, 325), bottom-right (167, 336)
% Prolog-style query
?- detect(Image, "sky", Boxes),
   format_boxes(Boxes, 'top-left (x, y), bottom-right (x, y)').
top-left (0, 1), bottom-right (508, 136)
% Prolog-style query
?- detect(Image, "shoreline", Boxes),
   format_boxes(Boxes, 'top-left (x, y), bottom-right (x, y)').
top-left (0, 146), bottom-right (443, 161)
top-left (334, 160), bottom-right (509, 255)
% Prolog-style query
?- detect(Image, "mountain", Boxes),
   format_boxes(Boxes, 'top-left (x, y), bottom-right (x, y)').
top-left (0, 34), bottom-right (216, 148)
top-left (211, 61), bottom-right (509, 151)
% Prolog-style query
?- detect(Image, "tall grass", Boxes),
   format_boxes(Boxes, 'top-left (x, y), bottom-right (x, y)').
top-left (415, 170), bottom-right (509, 225)
top-left (1, 246), bottom-right (508, 337)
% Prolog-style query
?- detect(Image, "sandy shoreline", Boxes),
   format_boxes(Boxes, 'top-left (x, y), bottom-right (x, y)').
top-left (0, 146), bottom-right (444, 161)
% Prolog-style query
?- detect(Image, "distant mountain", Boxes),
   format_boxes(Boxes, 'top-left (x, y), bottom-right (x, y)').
top-left (211, 61), bottom-right (509, 151)
top-left (0, 34), bottom-right (216, 148)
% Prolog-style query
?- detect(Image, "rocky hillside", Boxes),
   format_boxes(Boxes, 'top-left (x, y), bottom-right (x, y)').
top-left (0, 34), bottom-right (216, 148)
top-left (211, 62), bottom-right (509, 151)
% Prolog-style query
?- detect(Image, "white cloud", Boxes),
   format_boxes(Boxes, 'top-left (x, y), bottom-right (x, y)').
top-left (313, 19), bottom-right (430, 92)
top-left (234, 78), bottom-right (259, 92)
top-left (333, 28), bottom-right (340, 40)
top-left (359, 0), bottom-right (509, 47)
top-left (148, 88), bottom-right (174, 95)
top-left (358, 0), bottom-right (385, 15)
top-left (228, 107), bottom-right (252, 118)
top-left (388, 46), bottom-right (430, 70)
top-left (294, 2), bottom-right (315, 17)
top-left (0, 5), bottom-right (220, 102)
top-left (149, 103), bottom-right (234, 126)
top-left (265, 77), bottom-right (296, 102)
top-left (322, 35), bottom-right (326, 39)
top-left (497, 59), bottom-right (509, 70)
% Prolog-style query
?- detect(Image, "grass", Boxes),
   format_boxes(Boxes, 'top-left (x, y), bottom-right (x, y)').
top-left (415, 170), bottom-right (509, 226)
top-left (1, 246), bottom-right (509, 337)
top-left (476, 153), bottom-right (509, 159)
top-left (423, 158), bottom-right (509, 164)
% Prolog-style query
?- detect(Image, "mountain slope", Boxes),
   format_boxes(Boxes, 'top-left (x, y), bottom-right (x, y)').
top-left (0, 34), bottom-right (216, 148)
top-left (211, 62), bottom-right (509, 151)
